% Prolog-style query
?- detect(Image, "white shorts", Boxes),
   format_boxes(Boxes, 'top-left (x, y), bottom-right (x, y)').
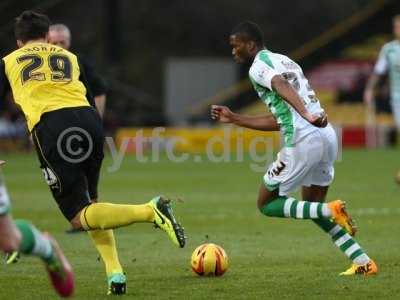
top-left (264, 124), bottom-right (338, 196)
top-left (391, 101), bottom-right (400, 130)
top-left (0, 184), bottom-right (10, 215)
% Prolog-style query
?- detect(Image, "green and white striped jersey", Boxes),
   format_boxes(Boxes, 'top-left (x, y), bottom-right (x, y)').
top-left (374, 40), bottom-right (400, 103)
top-left (249, 50), bottom-right (324, 147)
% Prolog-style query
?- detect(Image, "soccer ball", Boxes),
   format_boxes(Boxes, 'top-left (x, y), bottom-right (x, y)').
top-left (191, 243), bottom-right (229, 276)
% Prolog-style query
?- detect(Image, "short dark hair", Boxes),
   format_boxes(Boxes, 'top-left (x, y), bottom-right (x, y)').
top-left (15, 10), bottom-right (51, 43)
top-left (231, 21), bottom-right (264, 47)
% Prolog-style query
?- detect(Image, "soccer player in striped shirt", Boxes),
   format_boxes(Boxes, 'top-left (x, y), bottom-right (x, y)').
top-left (364, 15), bottom-right (400, 183)
top-left (212, 21), bottom-right (377, 275)
top-left (0, 161), bottom-right (74, 297)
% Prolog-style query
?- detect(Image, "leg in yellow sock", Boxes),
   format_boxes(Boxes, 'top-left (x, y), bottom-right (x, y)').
top-left (80, 202), bottom-right (154, 230)
top-left (76, 196), bottom-right (186, 248)
top-left (88, 229), bottom-right (123, 276)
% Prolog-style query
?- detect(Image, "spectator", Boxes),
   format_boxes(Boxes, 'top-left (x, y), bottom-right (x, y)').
top-left (49, 24), bottom-right (108, 117)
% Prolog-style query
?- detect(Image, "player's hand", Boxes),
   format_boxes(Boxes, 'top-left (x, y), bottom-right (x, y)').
top-left (211, 105), bottom-right (235, 123)
top-left (363, 89), bottom-right (374, 106)
top-left (305, 112), bottom-right (328, 128)
top-left (0, 160), bottom-right (5, 166)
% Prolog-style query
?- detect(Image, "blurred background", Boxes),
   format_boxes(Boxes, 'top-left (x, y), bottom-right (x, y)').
top-left (0, 0), bottom-right (399, 152)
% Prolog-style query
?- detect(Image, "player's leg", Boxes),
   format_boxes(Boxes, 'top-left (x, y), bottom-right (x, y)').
top-left (88, 227), bottom-right (125, 294)
top-left (257, 145), bottom-right (334, 219)
top-left (70, 196), bottom-right (185, 247)
top-left (67, 194), bottom-right (185, 295)
top-left (33, 108), bottom-right (185, 295)
top-left (391, 100), bottom-right (400, 131)
top-left (0, 162), bottom-right (73, 294)
top-left (391, 101), bottom-right (400, 183)
top-left (0, 214), bottom-right (74, 297)
top-left (302, 125), bottom-right (376, 275)
top-left (0, 169), bottom-right (23, 264)
top-left (14, 219), bottom-right (76, 292)
top-left (0, 165), bottom-right (25, 262)
top-left (87, 201), bottom-right (125, 295)
top-left (70, 109), bottom-right (184, 249)
top-left (13, 219), bottom-right (53, 261)
top-left (84, 156), bottom-right (126, 295)
top-left (257, 135), bottom-right (353, 231)
top-left (0, 214), bottom-right (21, 253)
top-left (0, 169), bottom-right (12, 218)
top-left (0, 165), bottom-right (20, 264)
top-left (34, 129), bottom-right (149, 294)
top-left (302, 185), bottom-right (377, 276)
top-left (258, 183), bottom-right (333, 220)
top-left (78, 121), bottom-right (184, 248)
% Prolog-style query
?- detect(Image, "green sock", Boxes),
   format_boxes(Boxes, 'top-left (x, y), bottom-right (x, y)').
top-left (15, 219), bottom-right (54, 263)
top-left (312, 219), bottom-right (370, 265)
top-left (260, 196), bottom-right (332, 219)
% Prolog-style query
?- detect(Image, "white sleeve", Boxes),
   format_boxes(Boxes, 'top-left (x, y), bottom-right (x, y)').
top-left (249, 59), bottom-right (280, 90)
top-left (374, 47), bottom-right (388, 75)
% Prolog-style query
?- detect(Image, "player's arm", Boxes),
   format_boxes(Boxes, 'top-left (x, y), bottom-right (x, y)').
top-left (91, 71), bottom-right (108, 118)
top-left (94, 95), bottom-right (106, 118)
top-left (363, 74), bottom-right (382, 106)
top-left (211, 105), bottom-right (279, 131)
top-left (271, 75), bottom-right (326, 127)
top-left (77, 58), bottom-right (96, 109)
top-left (79, 56), bottom-right (108, 118)
top-left (363, 46), bottom-right (387, 106)
top-left (250, 61), bottom-right (327, 127)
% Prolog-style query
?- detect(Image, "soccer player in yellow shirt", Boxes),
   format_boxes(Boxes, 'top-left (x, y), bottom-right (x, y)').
top-left (0, 10), bottom-right (185, 295)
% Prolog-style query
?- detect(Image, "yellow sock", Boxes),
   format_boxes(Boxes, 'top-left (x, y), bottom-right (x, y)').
top-left (88, 229), bottom-right (123, 276)
top-left (80, 202), bottom-right (154, 230)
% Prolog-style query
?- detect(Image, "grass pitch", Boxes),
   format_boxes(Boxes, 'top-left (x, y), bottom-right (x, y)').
top-left (0, 149), bottom-right (399, 299)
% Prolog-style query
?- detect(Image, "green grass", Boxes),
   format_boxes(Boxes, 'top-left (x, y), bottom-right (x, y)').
top-left (0, 149), bottom-right (399, 299)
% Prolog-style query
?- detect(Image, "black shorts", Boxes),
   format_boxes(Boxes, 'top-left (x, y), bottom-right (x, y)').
top-left (32, 106), bottom-right (104, 221)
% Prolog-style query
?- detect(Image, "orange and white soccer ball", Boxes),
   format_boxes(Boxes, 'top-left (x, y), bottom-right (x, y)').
top-left (191, 243), bottom-right (229, 276)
